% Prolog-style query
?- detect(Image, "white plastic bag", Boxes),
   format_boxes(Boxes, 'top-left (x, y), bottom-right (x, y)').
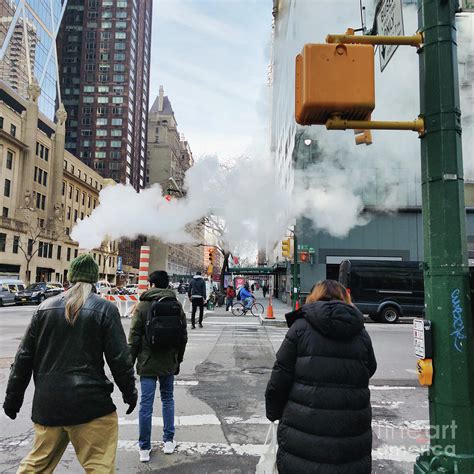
top-left (256, 422), bottom-right (278, 474)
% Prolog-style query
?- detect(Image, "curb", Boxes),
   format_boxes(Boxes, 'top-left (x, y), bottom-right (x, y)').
top-left (259, 315), bottom-right (287, 327)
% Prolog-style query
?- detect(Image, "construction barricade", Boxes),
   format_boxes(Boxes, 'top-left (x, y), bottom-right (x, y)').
top-left (103, 294), bottom-right (139, 318)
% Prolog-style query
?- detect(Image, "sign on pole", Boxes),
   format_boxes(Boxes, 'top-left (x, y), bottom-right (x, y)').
top-left (376, 0), bottom-right (405, 71)
top-left (461, 0), bottom-right (474, 11)
top-left (117, 256), bottom-right (123, 272)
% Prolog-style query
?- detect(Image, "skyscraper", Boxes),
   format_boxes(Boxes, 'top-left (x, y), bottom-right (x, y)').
top-left (58, 0), bottom-right (152, 191)
top-left (0, 0), bottom-right (66, 120)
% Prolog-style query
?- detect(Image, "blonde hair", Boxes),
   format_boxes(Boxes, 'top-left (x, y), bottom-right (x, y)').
top-left (64, 282), bottom-right (93, 325)
top-left (306, 280), bottom-right (351, 305)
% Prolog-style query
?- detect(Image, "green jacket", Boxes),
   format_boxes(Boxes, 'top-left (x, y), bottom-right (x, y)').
top-left (128, 288), bottom-right (187, 377)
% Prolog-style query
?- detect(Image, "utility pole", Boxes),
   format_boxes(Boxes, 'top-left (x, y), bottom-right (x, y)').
top-left (415, 0), bottom-right (474, 472)
top-left (292, 228), bottom-right (299, 310)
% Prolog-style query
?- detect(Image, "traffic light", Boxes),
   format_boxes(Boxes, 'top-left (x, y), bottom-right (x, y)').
top-left (295, 43), bottom-right (375, 126)
top-left (208, 248), bottom-right (213, 263)
top-left (354, 129), bottom-right (373, 145)
top-left (282, 239), bottom-right (291, 258)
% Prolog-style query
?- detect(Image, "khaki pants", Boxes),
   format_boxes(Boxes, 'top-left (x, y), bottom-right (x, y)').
top-left (18, 411), bottom-right (118, 474)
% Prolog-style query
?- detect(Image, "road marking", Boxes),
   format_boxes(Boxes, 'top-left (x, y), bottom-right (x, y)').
top-left (119, 414), bottom-right (221, 426)
top-left (406, 369), bottom-right (419, 375)
top-left (174, 380), bottom-right (198, 386)
top-left (370, 385), bottom-right (417, 391)
top-left (372, 445), bottom-right (420, 463)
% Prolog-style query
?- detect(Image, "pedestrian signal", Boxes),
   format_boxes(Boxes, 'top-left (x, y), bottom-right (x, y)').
top-left (282, 239), bottom-right (291, 258)
top-left (295, 43), bottom-right (375, 126)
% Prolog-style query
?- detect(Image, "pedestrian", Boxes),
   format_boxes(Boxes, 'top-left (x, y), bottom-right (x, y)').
top-left (262, 284), bottom-right (268, 298)
top-left (188, 271), bottom-right (206, 328)
top-left (265, 279), bottom-right (377, 473)
top-left (226, 284), bottom-right (236, 311)
top-left (128, 270), bottom-right (187, 463)
top-left (3, 254), bottom-right (137, 473)
top-left (251, 283), bottom-right (255, 292)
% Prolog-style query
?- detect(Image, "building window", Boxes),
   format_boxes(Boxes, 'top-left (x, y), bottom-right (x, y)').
top-left (6, 150), bottom-right (13, 169)
top-left (67, 207), bottom-right (71, 219)
top-left (2, 207), bottom-right (8, 217)
top-left (0, 233), bottom-right (5, 252)
top-left (4, 179), bottom-right (10, 197)
top-left (69, 185), bottom-right (73, 199)
top-left (67, 247), bottom-right (71, 261)
top-left (111, 140), bottom-right (121, 148)
top-left (82, 193), bottom-right (85, 205)
top-left (96, 129), bottom-right (107, 136)
top-left (0, 116), bottom-right (3, 128)
top-left (75, 189), bottom-right (79, 202)
top-left (13, 236), bottom-right (19, 254)
top-left (10, 124), bottom-right (16, 137)
top-left (74, 249), bottom-right (78, 258)
top-left (57, 245), bottom-right (62, 260)
top-left (74, 210), bottom-right (78, 222)
top-left (111, 118), bottom-right (122, 126)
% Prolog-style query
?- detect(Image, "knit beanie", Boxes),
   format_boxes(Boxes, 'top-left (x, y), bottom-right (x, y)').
top-left (68, 253), bottom-right (99, 284)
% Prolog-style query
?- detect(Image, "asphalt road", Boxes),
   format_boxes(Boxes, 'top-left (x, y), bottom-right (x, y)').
top-left (0, 296), bottom-right (428, 473)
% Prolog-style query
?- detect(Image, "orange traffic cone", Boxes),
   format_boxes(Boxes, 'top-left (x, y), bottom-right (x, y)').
top-left (266, 300), bottom-right (275, 319)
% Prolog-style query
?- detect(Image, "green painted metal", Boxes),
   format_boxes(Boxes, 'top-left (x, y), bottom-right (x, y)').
top-left (414, 0), bottom-right (474, 472)
top-left (292, 231), bottom-right (299, 310)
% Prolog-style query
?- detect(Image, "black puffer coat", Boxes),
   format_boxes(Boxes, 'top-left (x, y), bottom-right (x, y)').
top-left (265, 301), bottom-right (377, 473)
top-left (3, 293), bottom-right (137, 426)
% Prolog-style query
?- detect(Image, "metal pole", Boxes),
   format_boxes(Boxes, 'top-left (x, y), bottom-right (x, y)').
top-left (292, 229), bottom-right (299, 310)
top-left (414, 0), bottom-right (474, 472)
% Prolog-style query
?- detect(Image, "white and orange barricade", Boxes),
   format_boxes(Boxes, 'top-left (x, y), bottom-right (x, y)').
top-left (103, 294), bottom-right (139, 318)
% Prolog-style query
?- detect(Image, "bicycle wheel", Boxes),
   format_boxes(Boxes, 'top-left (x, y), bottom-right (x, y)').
top-left (232, 303), bottom-right (245, 316)
top-left (251, 302), bottom-right (265, 317)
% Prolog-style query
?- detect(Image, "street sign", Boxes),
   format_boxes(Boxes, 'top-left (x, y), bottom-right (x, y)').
top-left (376, 0), bottom-right (405, 71)
top-left (117, 256), bottom-right (122, 272)
top-left (461, 0), bottom-right (474, 11)
top-left (413, 319), bottom-right (433, 359)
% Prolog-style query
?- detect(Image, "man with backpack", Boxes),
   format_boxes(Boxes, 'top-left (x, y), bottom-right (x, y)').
top-left (128, 270), bottom-right (187, 463)
top-left (188, 271), bottom-right (206, 329)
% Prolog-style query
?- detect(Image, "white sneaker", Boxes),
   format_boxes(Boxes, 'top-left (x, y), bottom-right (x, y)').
top-left (163, 440), bottom-right (176, 454)
top-left (139, 449), bottom-right (151, 462)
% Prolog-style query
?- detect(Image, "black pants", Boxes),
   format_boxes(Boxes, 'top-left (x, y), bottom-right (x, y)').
top-left (191, 298), bottom-right (204, 326)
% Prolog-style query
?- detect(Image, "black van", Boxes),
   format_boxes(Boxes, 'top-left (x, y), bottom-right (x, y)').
top-left (339, 260), bottom-right (424, 323)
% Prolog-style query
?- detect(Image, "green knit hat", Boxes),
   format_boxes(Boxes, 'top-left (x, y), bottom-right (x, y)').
top-left (68, 253), bottom-right (99, 284)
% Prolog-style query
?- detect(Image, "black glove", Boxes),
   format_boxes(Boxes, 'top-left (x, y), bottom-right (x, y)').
top-left (4, 407), bottom-right (17, 420)
top-left (124, 391), bottom-right (138, 415)
top-left (175, 364), bottom-right (180, 376)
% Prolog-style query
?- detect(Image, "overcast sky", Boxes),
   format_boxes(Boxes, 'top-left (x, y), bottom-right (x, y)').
top-left (150, 0), bottom-right (272, 161)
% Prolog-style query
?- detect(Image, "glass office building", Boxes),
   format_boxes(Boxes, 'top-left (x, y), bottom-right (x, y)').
top-left (0, 0), bottom-right (66, 120)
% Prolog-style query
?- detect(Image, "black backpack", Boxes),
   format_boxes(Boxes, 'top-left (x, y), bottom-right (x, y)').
top-left (146, 297), bottom-right (183, 352)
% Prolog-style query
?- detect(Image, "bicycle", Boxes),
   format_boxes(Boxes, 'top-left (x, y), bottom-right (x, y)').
top-left (231, 299), bottom-right (265, 317)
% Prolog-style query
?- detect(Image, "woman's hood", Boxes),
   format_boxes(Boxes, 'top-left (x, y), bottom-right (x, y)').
top-left (285, 301), bottom-right (364, 340)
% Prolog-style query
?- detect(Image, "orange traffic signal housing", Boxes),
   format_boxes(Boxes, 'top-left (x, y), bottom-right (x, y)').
top-left (295, 43), bottom-right (375, 126)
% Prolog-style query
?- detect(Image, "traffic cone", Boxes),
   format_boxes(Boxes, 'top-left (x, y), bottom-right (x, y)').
top-left (266, 299), bottom-right (275, 319)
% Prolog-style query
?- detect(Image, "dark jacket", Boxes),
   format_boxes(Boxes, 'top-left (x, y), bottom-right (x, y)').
top-left (265, 301), bottom-right (377, 474)
top-left (128, 288), bottom-right (187, 377)
top-left (188, 275), bottom-right (206, 299)
top-left (3, 293), bottom-right (137, 427)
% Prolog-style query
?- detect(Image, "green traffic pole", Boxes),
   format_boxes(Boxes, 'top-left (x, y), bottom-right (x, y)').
top-left (292, 229), bottom-right (299, 310)
top-left (414, 0), bottom-right (474, 472)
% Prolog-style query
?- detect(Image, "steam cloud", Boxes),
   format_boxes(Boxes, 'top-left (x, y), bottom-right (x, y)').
top-left (71, 1), bottom-right (473, 252)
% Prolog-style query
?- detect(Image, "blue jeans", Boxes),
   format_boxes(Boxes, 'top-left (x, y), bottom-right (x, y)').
top-left (139, 375), bottom-right (175, 450)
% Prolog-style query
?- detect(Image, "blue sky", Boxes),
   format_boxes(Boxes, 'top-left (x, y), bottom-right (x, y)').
top-left (150, 0), bottom-right (272, 160)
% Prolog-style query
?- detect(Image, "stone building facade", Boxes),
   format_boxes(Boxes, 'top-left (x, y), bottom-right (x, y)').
top-left (146, 86), bottom-right (204, 276)
top-left (0, 82), bottom-right (117, 284)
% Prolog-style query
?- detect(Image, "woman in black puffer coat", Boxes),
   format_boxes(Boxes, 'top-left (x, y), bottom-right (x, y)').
top-left (265, 280), bottom-right (377, 473)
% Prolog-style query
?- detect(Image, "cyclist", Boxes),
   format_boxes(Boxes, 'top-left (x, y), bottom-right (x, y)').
top-left (239, 283), bottom-right (254, 311)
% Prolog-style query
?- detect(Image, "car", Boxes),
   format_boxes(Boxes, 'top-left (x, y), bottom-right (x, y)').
top-left (125, 284), bottom-right (139, 294)
top-left (178, 283), bottom-right (189, 294)
top-left (0, 280), bottom-right (25, 306)
top-left (96, 280), bottom-right (112, 296)
top-left (15, 282), bottom-right (64, 305)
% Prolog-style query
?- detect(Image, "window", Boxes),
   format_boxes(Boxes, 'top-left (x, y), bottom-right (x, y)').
top-left (57, 245), bottom-right (62, 260)
top-left (100, 53), bottom-right (109, 61)
top-left (96, 129), bottom-right (107, 136)
top-left (10, 124), bottom-right (16, 137)
top-left (111, 118), bottom-right (122, 126)
top-left (67, 207), bottom-right (71, 219)
top-left (101, 21), bottom-right (112, 28)
top-left (116, 11), bottom-right (127, 18)
top-left (62, 182), bottom-right (65, 196)
top-left (109, 162), bottom-right (120, 170)
top-left (0, 233), bottom-right (5, 252)
top-left (2, 207), bottom-right (8, 217)
top-left (82, 193), bottom-right (85, 205)
top-left (74, 210), bottom-right (78, 222)
top-left (116, 21), bottom-right (127, 28)
top-left (4, 179), bottom-right (10, 197)
top-left (95, 151), bottom-right (106, 158)
top-left (97, 118), bottom-right (108, 126)
top-left (113, 75), bottom-right (125, 82)
top-left (110, 151), bottom-right (121, 159)
top-left (115, 42), bottom-right (126, 50)
top-left (114, 53), bottom-right (125, 61)
top-left (75, 189), bottom-right (79, 202)
top-left (74, 249), bottom-right (78, 258)
top-left (69, 185), bottom-right (73, 199)
top-left (0, 116), bottom-right (3, 128)
top-left (84, 85), bottom-right (95, 92)
top-left (112, 96), bottom-right (123, 103)
top-left (13, 236), bottom-right (19, 254)
top-left (83, 96), bottom-right (94, 103)
top-left (97, 106), bottom-right (108, 115)
top-left (96, 140), bottom-right (107, 147)
top-left (115, 32), bottom-right (126, 39)
top-left (111, 140), bottom-right (121, 148)
top-left (67, 247), bottom-right (71, 261)
top-left (111, 130), bottom-right (122, 137)
top-left (6, 150), bottom-right (13, 169)
top-left (114, 64), bottom-right (125, 72)
top-left (98, 96), bottom-right (109, 103)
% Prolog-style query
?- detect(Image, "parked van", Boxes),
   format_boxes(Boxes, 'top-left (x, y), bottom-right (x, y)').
top-left (339, 260), bottom-right (424, 323)
top-left (0, 280), bottom-right (25, 306)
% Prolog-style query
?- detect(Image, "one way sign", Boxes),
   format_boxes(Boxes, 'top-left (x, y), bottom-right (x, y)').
top-left (376, 0), bottom-right (405, 71)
